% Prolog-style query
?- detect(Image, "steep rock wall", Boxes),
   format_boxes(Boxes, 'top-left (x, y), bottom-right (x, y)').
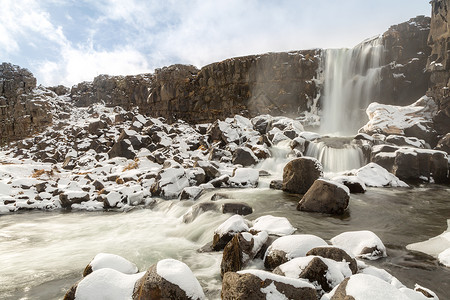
top-left (380, 16), bottom-right (431, 106)
top-left (0, 63), bottom-right (52, 144)
top-left (427, 0), bottom-right (450, 135)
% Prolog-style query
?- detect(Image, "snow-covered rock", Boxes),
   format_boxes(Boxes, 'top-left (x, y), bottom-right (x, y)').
top-left (213, 214), bottom-right (251, 251)
top-left (83, 253), bottom-right (138, 276)
top-left (349, 162), bottom-right (408, 187)
top-left (250, 215), bottom-right (296, 236)
top-left (264, 234), bottom-right (328, 269)
top-left (330, 230), bottom-right (387, 260)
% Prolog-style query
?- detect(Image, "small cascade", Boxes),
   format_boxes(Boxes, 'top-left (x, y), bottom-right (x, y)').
top-left (305, 137), bottom-right (365, 173)
top-left (320, 36), bottom-right (384, 135)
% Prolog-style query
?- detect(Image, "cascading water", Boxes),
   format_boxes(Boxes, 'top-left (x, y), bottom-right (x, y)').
top-left (320, 36), bottom-right (384, 135)
top-left (305, 137), bottom-right (365, 173)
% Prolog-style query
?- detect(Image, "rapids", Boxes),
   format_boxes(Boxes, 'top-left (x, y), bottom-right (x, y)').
top-left (0, 186), bottom-right (449, 299)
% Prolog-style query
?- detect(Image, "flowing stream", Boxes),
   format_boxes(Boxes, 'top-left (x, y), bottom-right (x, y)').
top-left (0, 185), bottom-right (449, 299)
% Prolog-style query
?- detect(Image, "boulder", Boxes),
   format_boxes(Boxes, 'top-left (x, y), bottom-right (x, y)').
top-left (435, 133), bottom-right (450, 154)
top-left (59, 191), bottom-right (90, 209)
top-left (212, 215), bottom-right (250, 251)
top-left (269, 180), bottom-right (283, 190)
top-left (264, 234), bottom-right (328, 270)
top-left (282, 157), bottom-right (323, 194)
top-left (221, 270), bottom-right (317, 300)
top-left (133, 259), bottom-right (205, 300)
top-left (330, 176), bottom-right (366, 194)
top-left (306, 246), bottom-right (358, 274)
top-left (221, 202), bottom-right (253, 216)
top-left (232, 147), bottom-right (258, 166)
top-left (83, 253), bottom-right (138, 277)
top-left (220, 231), bottom-right (268, 276)
top-left (273, 256), bottom-right (352, 294)
top-left (182, 202), bottom-right (218, 223)
top-left (330, 230), bottom-right (387, 260)
top-left (250, 215), bottom-right (295, 236)
top-left (297, 179), bottom-right (350, 215)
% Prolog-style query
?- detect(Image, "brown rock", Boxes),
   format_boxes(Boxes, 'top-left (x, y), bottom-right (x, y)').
top-left (306, 246), bottom-right (358, 274)
top-left (221, 202), bottom-right (253, 216)
top-left (282, 157), bottom-right (323, 194)
top-left (221, 271), bottom-right (317, 300)
top-left (297, 180), bottom-right (349, 215)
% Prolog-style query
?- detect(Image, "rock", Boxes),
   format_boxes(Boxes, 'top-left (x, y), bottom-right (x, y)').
top-left (150, 167), bottom-right (189, 199)
top-left (193, 161), bottom-right (220, 182)
top-left (330, 176), bottom-right (366, 194)
top-left (221, 202), bottom-right (253, 216)
top-left (107, 130), bottom-right (140, 159)
top-left (220, 231), bottom-right (268, 276)
top-left (435, 133), bottom-right (450, 154)
top-left (330, 230), bottom-right (387, 260)
top-left (62, 156), bottom-right (76, 170)
top-left (282, 157), bottom-right (323, 194)
top-left (88, 120), bottom-right (108, 136)
top-left (59, 192), bottom-right (90, 209)
top-left (250, 215), bottom-right (295, 236)
top-left (297, 179), bottom-right (350, 215)
top-left (182, 202), bottom-right (218, 223)
top-left (34, 182), bottom-right (47, 193)
top-left (83, 253), bottom-right (138, 277)
top-left (264, 234), bottom-right (328, 270)
top-left (232, 147), bottom-right (258, 166)
top-left (133, 259), bottom-right (205, 300)
top-left (63, 268), bottom-right (144, 300)
top-left (92, 180), bottom-right (105, 191)
top-left (212, 215), bottom-right (250, 251)
top-left (221, 270), bottom-right (317, 300)
top-left (306, 246), bottom-right (358, 274)
top-left (179, 186), bottom-right (203, 201)
top-left (269, 180), bottom-right (283, 190)
top-left (349, 162), bottom-right (409, 187)
top-left (273, 256), bottom-right (352, 294)
top-left (229, 168), bottom-right (259, 187)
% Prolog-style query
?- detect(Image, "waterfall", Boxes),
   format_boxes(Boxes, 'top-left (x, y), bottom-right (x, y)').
top-left (320, 36), bottom-right (384, 135)
top-left (305, 137), bottom-right (365, 173)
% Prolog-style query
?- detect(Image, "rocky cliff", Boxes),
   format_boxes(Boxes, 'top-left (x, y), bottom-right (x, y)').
top-left (380, 16), bottom-right (431, 106)
top-left (68, 51), bottom-right (321, 124)
top-left (427, 0), bottom-right (450, 135)
top-left (0, 63), bottom-right (52, 145)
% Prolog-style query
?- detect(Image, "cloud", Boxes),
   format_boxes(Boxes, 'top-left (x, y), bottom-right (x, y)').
top-left (1, 0), bottom-right (431, 87)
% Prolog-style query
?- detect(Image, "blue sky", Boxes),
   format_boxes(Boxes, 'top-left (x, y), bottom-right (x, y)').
top-left (0, 0), bottom-right (431, 87)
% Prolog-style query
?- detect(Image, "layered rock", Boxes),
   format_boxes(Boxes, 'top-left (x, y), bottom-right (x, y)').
top-left (427, 0), bottom-right (450, 135)
top-left (0, 63), bottom-right (52, 144)
top-left (380, 16), bottom-right (432, 106)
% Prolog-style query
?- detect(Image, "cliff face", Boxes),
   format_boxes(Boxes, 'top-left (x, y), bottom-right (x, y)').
top-left (69, 51), bottom-right (320, 124)
top-left (427, 0), bottom-right (450, 135)
top-left (0, 63), bottom-right (52, 144)
top-left (380, 16), bottom-right (431, 106)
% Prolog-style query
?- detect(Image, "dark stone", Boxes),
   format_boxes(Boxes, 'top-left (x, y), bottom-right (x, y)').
top-left (435, 133), bottom-right (450, 154)
top-left (282, 158), bottom-right (322, 194)
top-left (221, 203), bottom-right (253, 216)
top-left (299, 257), bottom-right (332, 292)
top-left (297, 180), bottom-right (349, 215)
top-left (221, 233), bottom-right (253, 277)
top-left (306, 246), bottom-right (358, 274)
top-left (269, 179), bottom-right (283, 190)
top-left (221, 272), bottom-right (317, 300)
top-left (232, 147), bottom-right (258, 167)
top-left (35, 182), bottom-right (47, 193)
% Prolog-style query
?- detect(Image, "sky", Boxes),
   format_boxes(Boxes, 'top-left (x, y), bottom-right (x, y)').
top-left (0, 0), bottom-right (431, 87)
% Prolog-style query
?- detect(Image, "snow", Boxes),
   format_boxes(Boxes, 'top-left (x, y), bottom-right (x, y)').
top-left (89, 253), bottom-right (138, 274)
top-left (407, 219), bottom-right (450, 266)
top-left (260, 282), bottom-right (289, 300)
top-left (361, 96), bottom-right (437, 135)
top-left (318, 179), bottom-right (350, 195)
top-left (251, 215), bottom-right (296, 236)
top-left (330, 230), bottom-right (386, 260)
top-left (229, 168), bottom-right (259, 187)
top-left (265, 234), bottom-right (328, 260)
top-left (75, 268), bottom-right (145, 300)
top-left (277, 256), bottom-right (352, 290)
top-left (156, 259), bottom-right (205, 300)
top-left (358, 265), bottom-right (404, 289)
top-left (106, 191), bottom-right (122, 207)
top-left (331, 175), bottom-right (367, 192)
top-left (214, 214), bottom-right (250, 237)
top-left (238, 269), bottom-right (315, 289)
top-left (351, 162), bottom-right (408, 187)
top-left (339, 274), bottom-right (410, 300)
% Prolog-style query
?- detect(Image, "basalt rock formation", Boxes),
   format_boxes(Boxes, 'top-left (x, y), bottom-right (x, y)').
top-left (427, 0), bottom-right (450, 136)
top-left (0, 63), bottom-right (52, 145)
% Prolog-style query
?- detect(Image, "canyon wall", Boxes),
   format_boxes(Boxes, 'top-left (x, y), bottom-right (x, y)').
top-left (427, 0), bottom-right (450, 135)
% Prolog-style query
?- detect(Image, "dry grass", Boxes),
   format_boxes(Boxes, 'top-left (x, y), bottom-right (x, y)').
top-left (31, 169), bottom-right (54, 179)
top-left (123, 158), bottom-right (139, 172)
top-left (115, 177), bottom-right (124, 184)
